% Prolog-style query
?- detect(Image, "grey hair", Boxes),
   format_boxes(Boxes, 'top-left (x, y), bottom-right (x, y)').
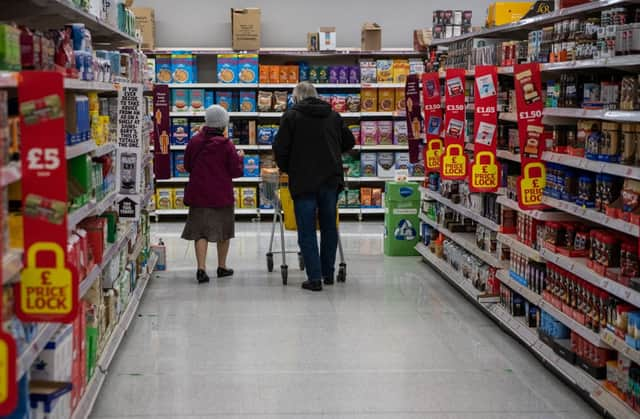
top-left (292, 81), bottom-right (318, 102)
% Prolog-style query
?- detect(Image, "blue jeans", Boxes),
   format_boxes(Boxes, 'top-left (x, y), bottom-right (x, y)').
top-left (293, 184), bottom-right (338, 283)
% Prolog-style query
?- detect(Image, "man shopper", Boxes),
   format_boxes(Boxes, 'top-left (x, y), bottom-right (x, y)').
top-left (273, 81), bottom-right (356, 291)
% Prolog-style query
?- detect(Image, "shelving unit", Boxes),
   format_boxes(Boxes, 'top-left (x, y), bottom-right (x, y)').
top-left (420, 186), bottom-right (501, 231)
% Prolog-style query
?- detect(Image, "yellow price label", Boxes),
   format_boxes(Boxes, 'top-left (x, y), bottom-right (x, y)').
top-left (441, 144), bottom-right (467, 179)
top-left (425, 139), bottom-right (443, 170)
top-left (471, 151), bottom-right (499, 190)
top-left (519, 162), bottom-right (546, 207)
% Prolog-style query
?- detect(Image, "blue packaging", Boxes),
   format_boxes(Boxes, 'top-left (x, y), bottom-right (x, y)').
top-left (170, 51), bottom-right (196, 84)
top-left (243, 155), bottom-right (260, 177)
top-left (299, 62), bottom-right (309, 81)
top-left (216, 91), bottom-right (233, 111)
top-left (239, 91), bottom-right (256, 112)
top-left (189, 121), bottom-right (202, 138)
top-left (172, 151), bottom-right (188, 177)
top-left (238, 54), bottom-right (259, 84)
top-left (217, 54), bottom-right (238, 83)
top-left (204, 91), bottom-right (214, 108)
top-left (257, 125), bottom-right (273, 145)
top-left (171, 118), bottom-right (189, 145)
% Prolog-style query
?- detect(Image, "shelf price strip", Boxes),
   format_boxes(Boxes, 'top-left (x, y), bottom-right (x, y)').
top-left (441, 69), bottom-right (467, 180)
top-left (421, 72), bottom-right (443, 172)
top-left (470, 65), bottom-right (499, 193)
top-left (514, 63), bottom-right (546, 210)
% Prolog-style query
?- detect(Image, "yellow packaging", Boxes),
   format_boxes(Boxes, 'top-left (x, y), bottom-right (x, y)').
top-left (378, 88), bottom-right (395, 112)
top-left (392, 60), bottom-right (409, 84)
top-left (361, 88), bottom-right (378, 112)
top-left (156, 188), bottom-right (174, 209)
top-left (233, 187), bottom-right (240, 208)
top-left (395, 88), bottom-right (406, 111)
top-left (8, 213), bottom-right (23, 249)
top-left (99, 116), bottom-right (110, 145)
top-left (487, 2), bottom-right (533, 27)
top-left (173, 188), bottom-right (186, 209)
top-left (240, 187), bottom-right (257, 208)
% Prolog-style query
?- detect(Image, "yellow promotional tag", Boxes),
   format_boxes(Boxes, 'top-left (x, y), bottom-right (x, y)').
top-left (425, 139), bottom-right (443, 170)
top-left (519, 161), bottom-right (546, 208)
top-left (471, 151), bottom-right (499, 191)
top-left (19, 242), bottom-right (73, 316)
top-left (441, 144), bottom-right (467, 180)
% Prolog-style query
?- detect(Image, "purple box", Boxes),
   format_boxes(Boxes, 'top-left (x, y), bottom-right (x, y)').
top-left (338, 66), bottom-right (349, 84)
top-left (349, 66), bottom-right (360, 84)
top-left (329, 66), bottom-right (339, 84)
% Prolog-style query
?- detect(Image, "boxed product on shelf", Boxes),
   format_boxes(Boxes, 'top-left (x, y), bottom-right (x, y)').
top-left (174, 189), bottom-right (186, 209)
top-left (361, 187), bottom-right (372, 207)
top-left (238, 53), bottom-right (259, 83)
top-left (378, 121), bottom-right (393, 145)
top-left (239, 91), bottom-right (256, 112)
top-left (189, 89), bottom-right (205, 112)
top-left (486, 2), bottom-right (533, 27)
top-left (361, 152), bottom-right (377, 176)
top-left (215, 91), bottom-right (233, 111)
top-left (31, 325), bottom-right (73, 382)
top-left (65, 94), bottom-right (90, 145)
top-left (171, 89), bottom-right (189, 112)
top-left (377, 152), bottom-right (395, 178)
top-left (360, 59), bottom-right (377, 84)
top-left (257, 125), bottom-right (277, 145)
top-left (172, 151), bottom-right (188, 177)
top-left (205, 91), bottom-right (214, 108)
top-left (0, 24), bottom-right (21, 71)
top-left (347, 189), bottom-right (360, 208)
top-left (257, 91), bottom-right (272, 111)
top-left (395, 88), bottom-right (406, 112)
top-left (171, 118), bottom-right (189, 145)
top-left (348, 124), bottom-right (360, 145)
top-left (156, 188), bottom-right (173, 209)
top-left (243, 154), bottom-right (260, 177)
top-left (372, 188), bottom-right (382, 207)
top-left (361, 121), bottom-right (378, 145)
top-left (361, 89), bottom-right (377, 112)
top-left (395, 152), bottom-right (410, 170)
top-left (392, 60), bottom-right (409, 83)
top-left (189, 121), bottom-right (202, 138)
top-left (318, 27), bottom-right (336, 51)
top-left (362, 23), bottom-right (382, 51)
top-left (240, 187), bottom-right (257, 208)
top-left (218, 54), bottom-right (238, 83)
top-left (338, 190), bottom-right (347, 208)
top-left (378, 88), bottom-right (395, 112)
top-left (346, 93), bottom-right (360, 112)
top-left (170, 51), bottom-right (196, 83)
top-left (376, 59), bottom-right (393, 83)
top-left (394, 120), bottom-right (408, 144)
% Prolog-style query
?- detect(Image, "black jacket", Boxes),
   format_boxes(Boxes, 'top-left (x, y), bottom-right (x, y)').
top-left (273, 97), bottom-right (356, 197)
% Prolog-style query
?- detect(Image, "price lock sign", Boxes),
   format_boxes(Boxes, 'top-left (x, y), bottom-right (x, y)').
top-left (470, 151), bottom-right (500, 192)
top-left (17, 72), bottom-right (78, 323)
top-left (441, 144), bottom-right (467, 180)
top-left (514, 63), bottom-right (546, 210)
top-left (425, 138), bottom-right (443, 171)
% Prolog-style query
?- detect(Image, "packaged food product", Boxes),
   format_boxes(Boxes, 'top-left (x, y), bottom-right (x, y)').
top-left (243, 155), bottom-right (260, 177)
top-left (217, 54), bottom-right (238, 84)
top-left (239, 91), bottom-right (256, 112)
top-left (204, 91), bottom-right (214, 108)
top-left (259, 65), bottom-right (270, 83)
top-left (395, 88), bottom-right (406, 111)
top-left (371, 188), bottom-right (382, 207)
top-left (338, 191), bottom-right (347, 208)
top-left (273, 91), bottom-right (288, 112)
top-left (233, 188), bottom-right (240, 208)
top-left (172, 151), bottom-right (188, 177)
top-left (215, 91), bottom-right (233, 111)
top-left (238, 54), bottom-right (258, 83)
top-left (378, 88), bottom-right (395, 112)
top-left (349, 66), bottom-right (360, 84)
top-left (376, 59), bottom-right (393, 83)
top-left (331, 94), bottom-right (347, 113)
top-left (269, 65), bottom-right (280, 84)
top-left (171, 89), bottom-right (189, 112)
top-left (155, 54), bottom-right (171, 83)
top-left (318, 65), bottom-right (329, 83)
top-left (190, 89), bottom-right (205, 112)
top-left (171, 52), bottom-right (196, 83)
top-left (258, 91), bottom-right (273, 112)
top-left (174, 189), bottom-right (186, 209)
top-left (359, 59), bottom-right (377, 84)
top-left (360, 152), bottom-right (377, 176)
top-left (287, 65), bottom-right (299, 83)
top-left (361, 89), bottom-right (377, 112)
top-left (257, 125), bottom-right (273, 145)
top-left (377, 152), bottom-right (395, 177)
top-left (347, 189), bottom-right (361, 208)
top-left (338, 66), bottom-right (349, 84)
top-left (308, 66), bottom-right (319, 83)
top-left (189, 121), bottom-right (202, 138)
top-left (622, 179), bottom-right (640, 214)
top-left (361, 187), bottom-right (372, 207)
top-left (378, 121), bottom-right (393, 145)
top-left (349, 124), bottom-right (361, 145)
top-left (170, 118), bottom-right (189, 145)
top-left (360, 121), bottom-right (379, 145)
top-left (346, 94), bottom-right (361, 112)
top-left (329, 66), bottom-right (339, 84)
top-left (621, 123), bottom-right (638, 165)
top-left (395, 152), bottom-right (410, 170)
top-left (299, 62), bottom-right (309, 81)
top-left (279, 65), bottom-right (288, 83)
top-left (156, 189), bottom-right (173, 209)
top-left (241, 187), bottom-right (257, 208)
top-left (392, 59), bottom-right (410, 83)
top-left (394, 120), bottom-right (408, 144)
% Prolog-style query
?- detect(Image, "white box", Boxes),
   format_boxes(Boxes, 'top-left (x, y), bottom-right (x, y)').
top-left (319, 27), bottom-right (336, 51)
top-left (31, 325), bottom-right (73, 381)
top-left (377, 152), bottom-right (395, 178)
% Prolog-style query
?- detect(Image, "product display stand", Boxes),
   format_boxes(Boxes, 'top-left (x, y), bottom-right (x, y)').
top-left (419, 1), bottom-right (640, 417)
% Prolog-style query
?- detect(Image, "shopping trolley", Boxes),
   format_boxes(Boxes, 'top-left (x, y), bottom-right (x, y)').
top-left (262, 168), bottom-right (347, 285)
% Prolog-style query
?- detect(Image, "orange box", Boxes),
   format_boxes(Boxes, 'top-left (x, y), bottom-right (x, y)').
top-left (361, 187), bottom-right (372, 206)
top-left (372, 188), bottom-right (382, 207)
top-left (269, 65), bottom-right (280, 84)
top-left (279, 66), bottom-right (288, 83)
top-left (259, 65), bottom-right (270, 83)
top-left (287, 65), bottom-right (299, 84)
top-left (361, 88), bottom-right (377, 112)
top-left (378, 88), bottom-right (395, 112)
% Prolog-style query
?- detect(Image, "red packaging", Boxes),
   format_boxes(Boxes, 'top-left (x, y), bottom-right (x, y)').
top-left (81, 217), bottom-right (106, 265)
top-left (331, 95), bottom-right (347, 113)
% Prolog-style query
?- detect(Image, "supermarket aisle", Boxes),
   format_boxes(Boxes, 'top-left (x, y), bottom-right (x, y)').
top-left (92, 221), bottom-right (599, 419)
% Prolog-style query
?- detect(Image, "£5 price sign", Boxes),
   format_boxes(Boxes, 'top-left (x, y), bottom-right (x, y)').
top-left (17, 71), bottom-right (79, 323)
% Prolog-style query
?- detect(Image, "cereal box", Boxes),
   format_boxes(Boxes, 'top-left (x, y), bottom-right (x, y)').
top-left (170, 52), bottom-right (195, 83)
top-left (378, 88), bottom-right (395, 112)
top-left (395, 152), bottom-right (410, 170)
top-left (377, 152), bottom-right (395, 177)
top-left (331, 94), bottom-right (347, 113)
top-left (287, 65), bottom-right (299, 83)
top-left (238, 54), bottom-right (258, 84)
top-left (171, 89), bottom-right (189, 112)
top-left (259, 65), bottom-right (270, 83)
top-left (360, 89), bottom-right (377, 112)
top-left (359, 59), bottom-right (377, 84)
top-left (318, 66), bottom-right (329, 84)
top-left (338, 191), bottom-right (347, 208)
top-left (395, 88), bottom-right (406, 111)
top-left (393, 120), bottom-right (408, 145)
top-left (170, 118), bottom-right (189, 145)
top-left (378, 121), bottom-right (393, 145)
top-left (189, 89), bottom-right (205, 112)
top-left (376, 59), bottom-right (393, 83)
top-left (349, 66), bottom-right (360, 84)
top-left (348, 124), bottom-right (361, 145)
top-left (189, 121), bottom-right (202, 138)
top-left (172, 151), bottom-right (188, 177)
top-left (371, 188), bottom-right (382, 207)
top-left (361, 187), bottom-right (372, 207)
top-left (155, 54), bottom-right (172, 83)
top-left (308, 66), bottom-right (319, 83)
top-left (360, 121), bottom-right (379, 145)
top-left (269, 65), bottom-right (280, 84)
top-left (156, 189), bottom-right (173, 209)
top-left (338, 66), bottom-right (349, 84)
top-left (173, 189), bottom-right (186, 209)
top-left (239, 91), bottom-right (256, 112)
top-left (347, 189), bottom-right (361, 208)
top-left (233, 187), bottom-right (240, 208)
top-left (392, 59), bottom-right (410, 83)
top-left (257, 125), bottom-right (273, 145)
top-left (360, 152), bottom-right (377, 177)
top-left (409, 58), bottom-right (425, 75)
top-left (217, 54), bottom-right (238, 84)
top-left (299, 62), bottom-right (309, 81)
top-left (346, 94), bottom-right (360, 112)
top-left (216, 91), bottom-right (233, 111)
top-left (205, 91), bottom-right (214, 108)
top-left (241, 187), bottom-right (257, 208)
top-left (278, 66), bottom-right (289, 83)
top-left (329, 66), bottom-right (339, 84)
top-left (243, 154), bottom-right (260, 177)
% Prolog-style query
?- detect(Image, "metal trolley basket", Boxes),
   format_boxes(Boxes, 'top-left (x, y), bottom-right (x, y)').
top-left (261, 168), bottom-right (346, 285)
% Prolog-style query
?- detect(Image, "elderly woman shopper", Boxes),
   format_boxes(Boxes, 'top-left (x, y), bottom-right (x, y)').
top-left (182, 105), bottom-right (244, 283)
top-left (273, 81), bottom-right (355, 292)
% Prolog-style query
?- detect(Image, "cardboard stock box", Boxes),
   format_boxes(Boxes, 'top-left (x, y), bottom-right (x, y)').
top-left (132, 7), bottom-right (156, 50)
top-left (486, 2), bottom-right (534, 27)
top-left (361, 23), bottom-right (382, 51)
top-left (231, 8), bottom-right (261, 51)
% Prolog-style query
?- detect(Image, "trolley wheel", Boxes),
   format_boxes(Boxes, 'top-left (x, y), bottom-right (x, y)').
top-left (298, 252), bottom-right (305, 271)
top-left (281, 265), bottom-right (288, 285)
top-left (337, 263), bottom-right (347, 282)
top-left (266, 253), bottom-right (274, 273)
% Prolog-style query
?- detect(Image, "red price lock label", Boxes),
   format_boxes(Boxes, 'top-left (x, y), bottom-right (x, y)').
top-left (17, 242), bottom-right (78, 323)
top-left (425, 138), bottom-right (443, 171)
top-left (441, 144), bottom-right (467, 180)
top-left (518, 162), bottom-right (546, 210)
top-left (470, 151), bottom-right (499, 192)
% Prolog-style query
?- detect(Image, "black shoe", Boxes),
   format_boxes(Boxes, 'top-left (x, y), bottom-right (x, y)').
top-left (197, 269), bottom-right (210, 284)
top-left (323, 276), bottom-right (334, 285)
top-left (302, 280), bottom-right (323, 291)
top-left (217, 267), bottom-right (234, 278)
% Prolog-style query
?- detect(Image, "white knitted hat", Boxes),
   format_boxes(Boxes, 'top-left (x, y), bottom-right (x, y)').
top-left (204, 105), bottom-right (229, 128)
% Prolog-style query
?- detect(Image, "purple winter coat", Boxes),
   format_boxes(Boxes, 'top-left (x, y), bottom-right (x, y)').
top-left (184, 128), bottom-right (243, 208)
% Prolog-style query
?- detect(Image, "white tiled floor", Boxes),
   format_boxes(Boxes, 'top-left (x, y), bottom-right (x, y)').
top-left (91, 221), bottom-right (600, 419)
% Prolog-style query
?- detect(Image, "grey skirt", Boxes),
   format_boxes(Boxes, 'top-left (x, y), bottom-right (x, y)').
top-left (181, 206), bottom-right (235, 242)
